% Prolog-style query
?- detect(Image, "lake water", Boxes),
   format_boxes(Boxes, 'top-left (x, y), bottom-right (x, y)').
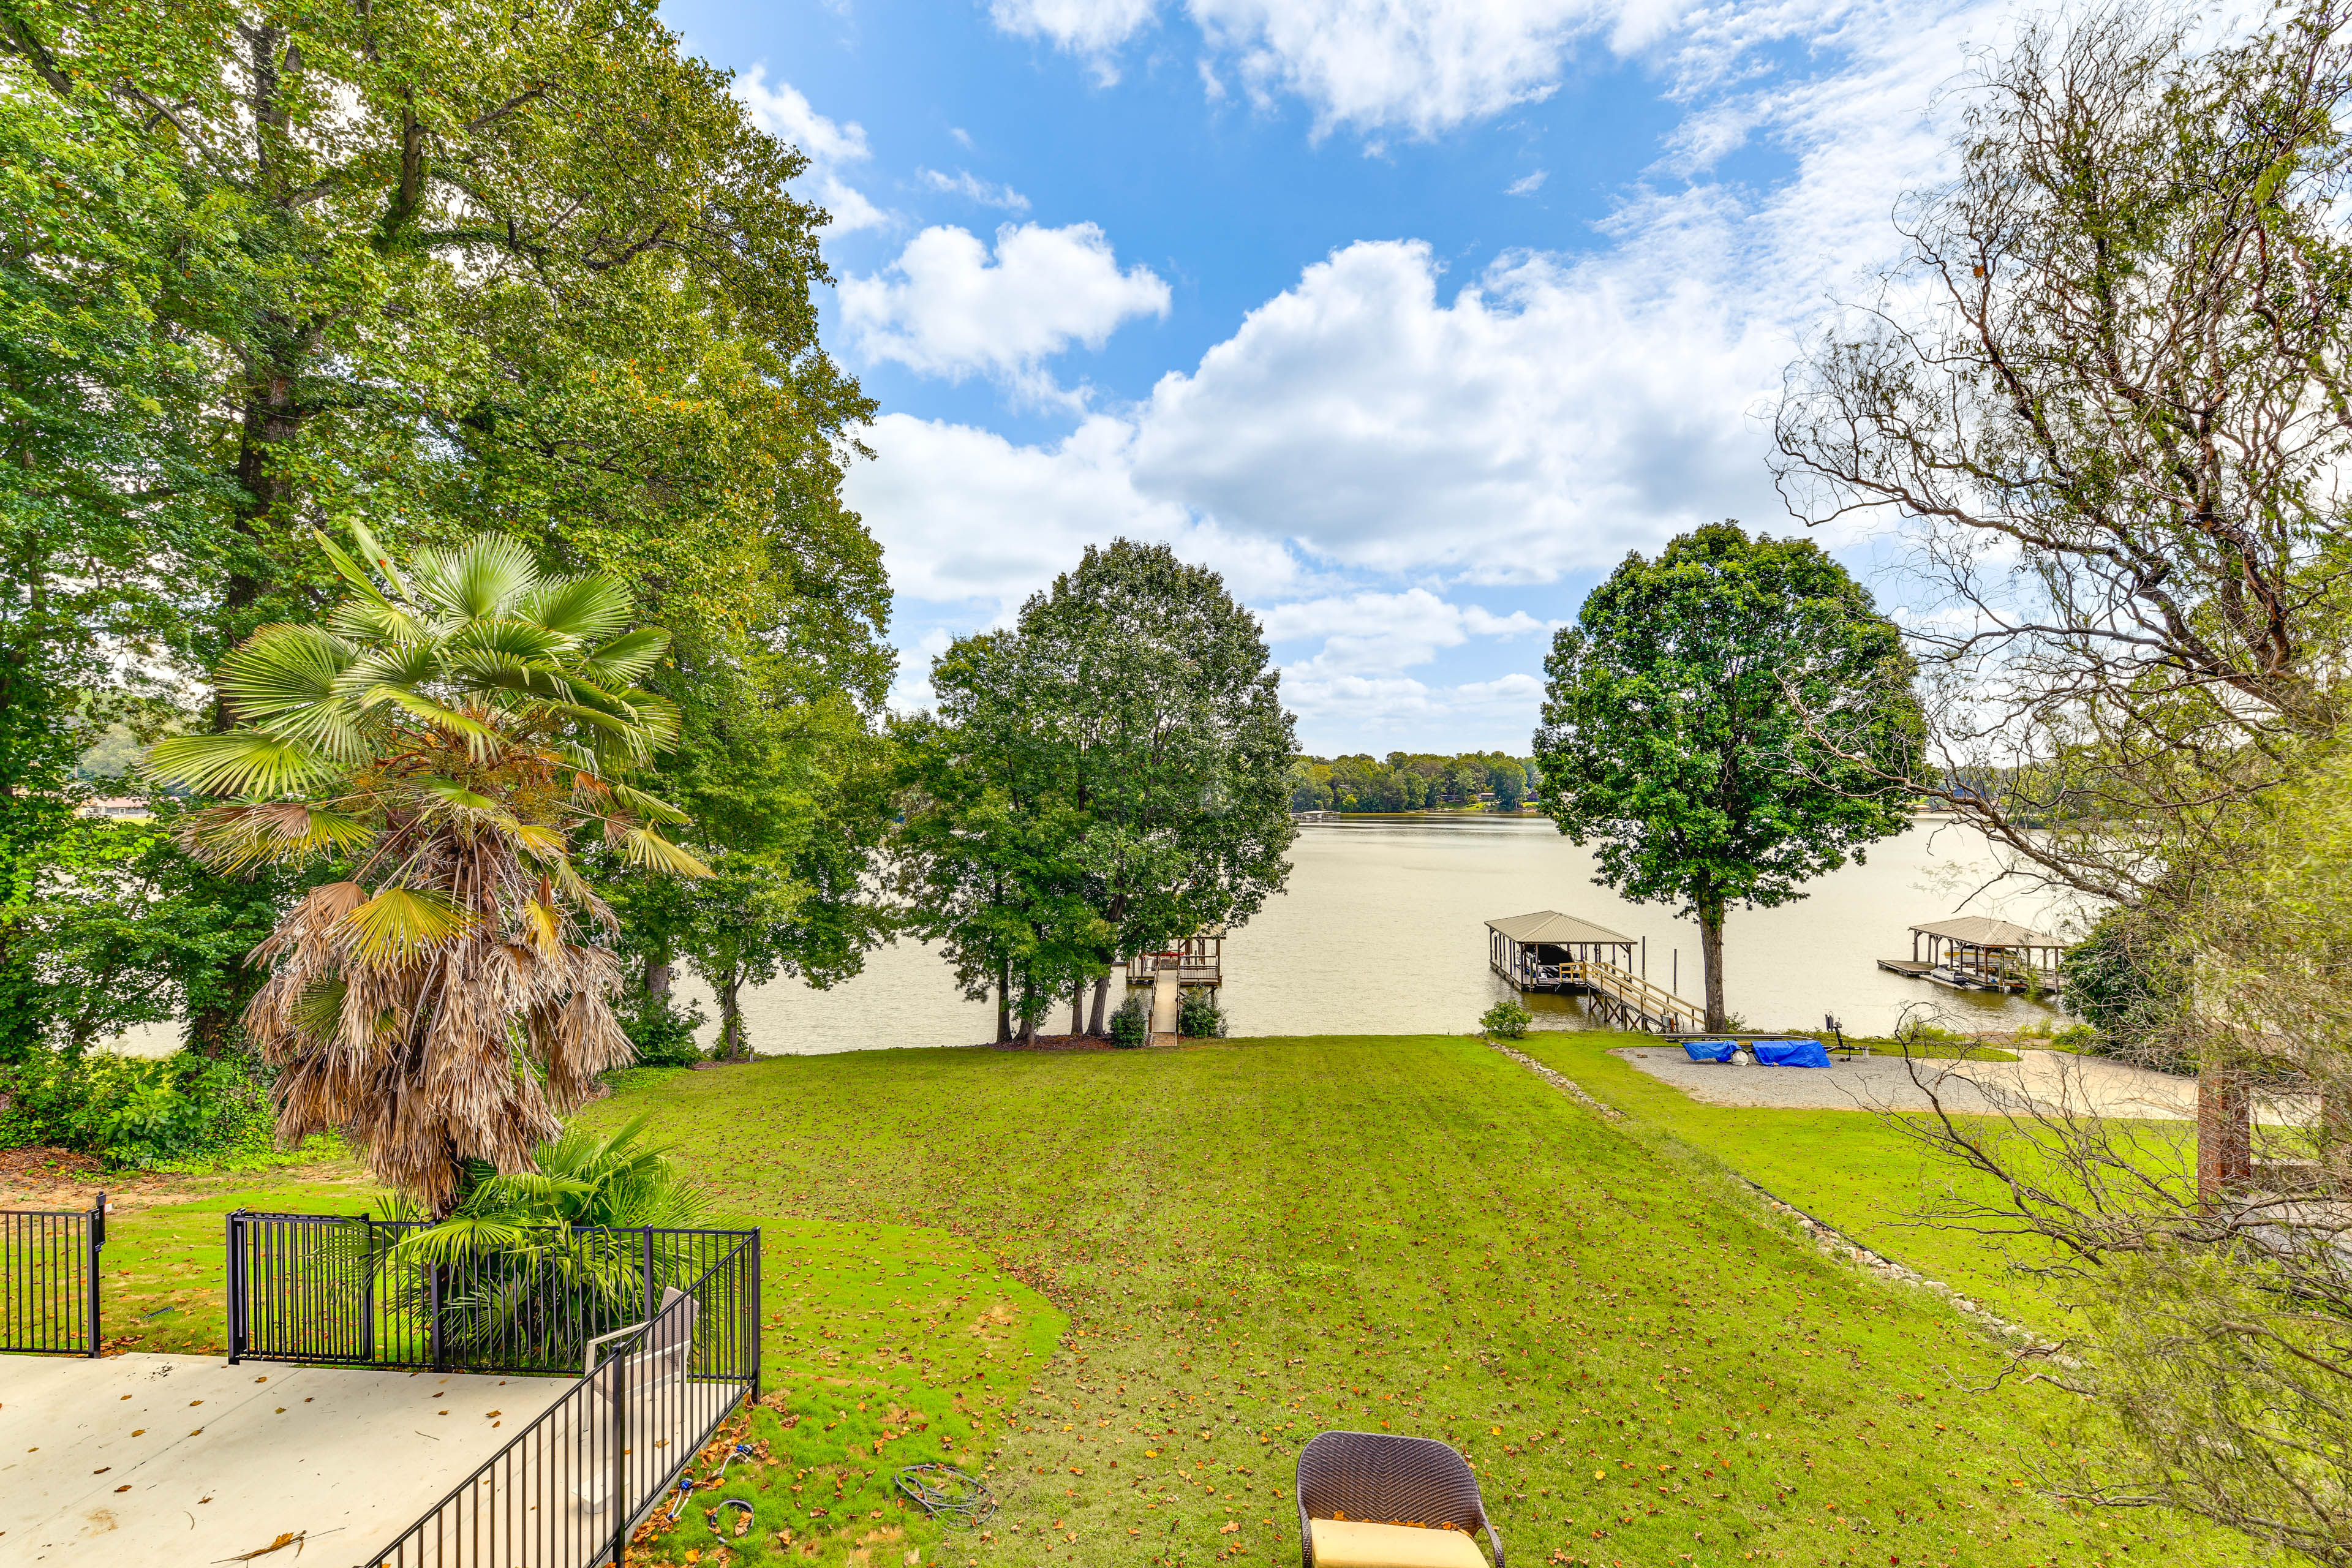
top-left (679, 814), bottom-right (2070, 1054)
top-left (101, 813), bottom-right (2070, 1060)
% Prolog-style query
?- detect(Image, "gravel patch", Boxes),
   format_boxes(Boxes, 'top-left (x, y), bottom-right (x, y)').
top-left (1614, 1046), bottom-right (2020, 1114)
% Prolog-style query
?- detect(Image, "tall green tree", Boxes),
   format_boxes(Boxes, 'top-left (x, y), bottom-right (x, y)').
top-left (1002, 541), bottom-right (1297, 1032)
top-left (2, 0), bottom-right (879, 1055)
top-left (0, 67), bottom-right (243, 1061)
top-left (893, 641), bottom-right (1106, 1044)
top-left (1533, 522), bottom-right (1926, 1030)
top-left (617, 677), bottom-right (894, 1060)
top-left (895, 543), bottom-right (1295, 1038)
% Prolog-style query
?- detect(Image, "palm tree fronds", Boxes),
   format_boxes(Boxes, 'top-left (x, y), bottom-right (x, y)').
top-left (411, 533), bottom-right (536, 620)
top-left (345, 518), bottom-right (416, 604)
top-left (149, 731), bottom-right (339, 798)
top-left (178, 802), bottom-right (375, 869)
top-left (360, 686), bottom-right (499, 750)
top-left (619, 687), bottom-right (682, 748)
top-left (412, 779), bottom-right (501, 813)
top-left (344, 886), bottom-right (474, 960)
top-left (288, 976), bottom-right (351, 1044)
top-left (578, 625), bottom-right (670, 688)
top-left (590, 777), bottom-right (694, 826)
top-left (511, 822), bottom-right (570, 861)
top-left (217, 624), bottom-right (360, 722)
top-left (443, 614), bottom-right (570, 665)
top-left (336, 638), bottom-right (442, 696)
top-left (518, 575), bottom-right (634, 646)
top-left (611, 825), bottom-right (714, 877)
top-left (524, 897), bottom-right (563, 957)
top-left (155, 527), bottom-right (699, 1215)
top-left (312, 526), bottom-right (407, 615)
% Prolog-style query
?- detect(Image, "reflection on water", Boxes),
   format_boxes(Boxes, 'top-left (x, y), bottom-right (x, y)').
top-left (694, 814), bottom-right (2067, 1055)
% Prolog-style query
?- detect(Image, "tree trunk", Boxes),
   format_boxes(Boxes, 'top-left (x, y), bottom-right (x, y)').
top-left (995, 957), bottom-right (1011, 1044)
top-left (1698, 897), bottom-right (1728, 1033)
top-left (1088, 970), bottom-right (1110, 1036)
top-left (1069, 984), bottom-right (1085, 1036)
top-left (187, 1003), bottom-right (244, 1060)
top-left (715, 967), bottom-right (746, 1060)
top-left (644, 950), bottom-right (673, 1000)
top-left (2198, 1056), bottom-right (2252, 1202)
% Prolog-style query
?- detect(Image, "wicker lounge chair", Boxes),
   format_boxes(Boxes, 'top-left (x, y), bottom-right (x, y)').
top-left (1295, 1430), bottom-right (1502, 1568)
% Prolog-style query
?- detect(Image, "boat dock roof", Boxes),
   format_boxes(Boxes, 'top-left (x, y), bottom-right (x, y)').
top-left (1908, 915), bottom-right (2060, 949)
top-left (1485, 910), bottom-right (1635, 946)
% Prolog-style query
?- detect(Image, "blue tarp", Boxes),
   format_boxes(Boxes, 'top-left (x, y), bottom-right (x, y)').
top-left (1754, 1039), bottom-right (1833, 1069)
top-left (1682, 1039), bottom-right (1738, 1063)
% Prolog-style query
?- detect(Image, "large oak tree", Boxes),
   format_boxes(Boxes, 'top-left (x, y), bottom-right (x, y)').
top-left (1533, 522), bottom-right (1926, 1031)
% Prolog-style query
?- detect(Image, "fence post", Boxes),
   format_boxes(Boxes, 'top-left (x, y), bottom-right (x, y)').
top-left (85, 1190), bottom-right (105, 1358)
top-left (641, 1226), bottom-right (655, 1324)
top-left (747, 1233), bottom-right (761, 1402)
top-left (429, 1260), bottom-right (446, 1373)
top-left (225, 1211), bottom-right (244, 1365)
top-left (608, 1338), bottom-right (630, 1568)
top-left (359, 1215), bottom-right (375, 1364)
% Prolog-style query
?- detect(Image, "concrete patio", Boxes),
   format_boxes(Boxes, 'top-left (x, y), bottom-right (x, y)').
top-left (0, 1350), bottom-right (567, 1562)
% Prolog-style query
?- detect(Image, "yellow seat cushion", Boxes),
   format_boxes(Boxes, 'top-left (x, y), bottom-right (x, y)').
top-left (1308, 1517), bottom-right (1487, 1568)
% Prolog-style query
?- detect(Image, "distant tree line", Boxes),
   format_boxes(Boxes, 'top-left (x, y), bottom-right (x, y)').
top-left (1286, 753), bottom-right (1533, 813)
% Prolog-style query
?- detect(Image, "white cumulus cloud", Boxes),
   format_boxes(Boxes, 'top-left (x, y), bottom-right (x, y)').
top-left (733, 67), bottom-right (886, 233)
top-left (866, 0), bottom-right (2018, 750)
top-left (981, 0), bottom-right (1893, 140)
top-left (839, 222), bottom-right (1172, 383)
top-left (1261, 589), bottom-right (1544, 675)
top-left (989, 0), bottom-right (1160, 79)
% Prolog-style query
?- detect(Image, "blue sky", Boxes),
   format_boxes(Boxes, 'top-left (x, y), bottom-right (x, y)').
top-left (663, 0), bottom-right (2004, 754)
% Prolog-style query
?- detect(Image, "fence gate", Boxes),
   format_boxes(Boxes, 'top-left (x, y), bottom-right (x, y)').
top-left (1, 1193), bottom-right (105, 1355)
top-left (225, 1211), bottom-right (378, 1365)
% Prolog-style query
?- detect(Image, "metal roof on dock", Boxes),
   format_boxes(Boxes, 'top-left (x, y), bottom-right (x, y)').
top-left (1908, 915), bottom-right (2059, 948)
top-left (1484, 910), bottom-right (1635, 945)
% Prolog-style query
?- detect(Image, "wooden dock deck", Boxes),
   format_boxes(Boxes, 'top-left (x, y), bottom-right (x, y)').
top-left (1126, 930), bottom-right (1224, 987)
top-left (1880, 956), bottom-right (2057, 997)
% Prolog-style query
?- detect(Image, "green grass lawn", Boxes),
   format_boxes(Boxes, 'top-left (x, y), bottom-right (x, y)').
top-left (15, 1035), bottom-right (2270, 1568)
top-left (581, 1036), bottom-right (2269, 1568)
top-left (1506, 1031), bottom-right (2197, 1335)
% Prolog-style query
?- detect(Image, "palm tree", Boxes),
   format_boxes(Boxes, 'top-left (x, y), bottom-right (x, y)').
top-left (148, 525), bottom-right (710, 1213)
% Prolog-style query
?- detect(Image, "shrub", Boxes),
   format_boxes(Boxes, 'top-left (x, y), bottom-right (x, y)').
top-left (1109, 993), bottom-right (1150, 1048)
top-left (0, 1049), bottom-right (294, 1169)
top-left (1177, 987), bottom-right (1226, 1038)
top-left (619, 990), bottom-right (706, 1067)
top-left (1480, 999), bottom-right (1532, 1039)
top-left (378, 1115), bottom-right (712, 1364)
top-left (2062, 908), bottom-right (2193, 1069)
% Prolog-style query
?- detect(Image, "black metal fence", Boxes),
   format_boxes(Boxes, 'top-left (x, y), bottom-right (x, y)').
top-left (363, 1229), bottom-right (761, 1568)
top-left (1, 1193), bottom-right (105, 1356)
top-left (225, 1210), bottom-right (756, 1377)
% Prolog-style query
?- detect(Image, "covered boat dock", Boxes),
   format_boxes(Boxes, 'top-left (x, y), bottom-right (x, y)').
top-left (1486, 910), bottom-right (1637, 990)
top-left (1880, 915), bottom-right (2066, 995)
